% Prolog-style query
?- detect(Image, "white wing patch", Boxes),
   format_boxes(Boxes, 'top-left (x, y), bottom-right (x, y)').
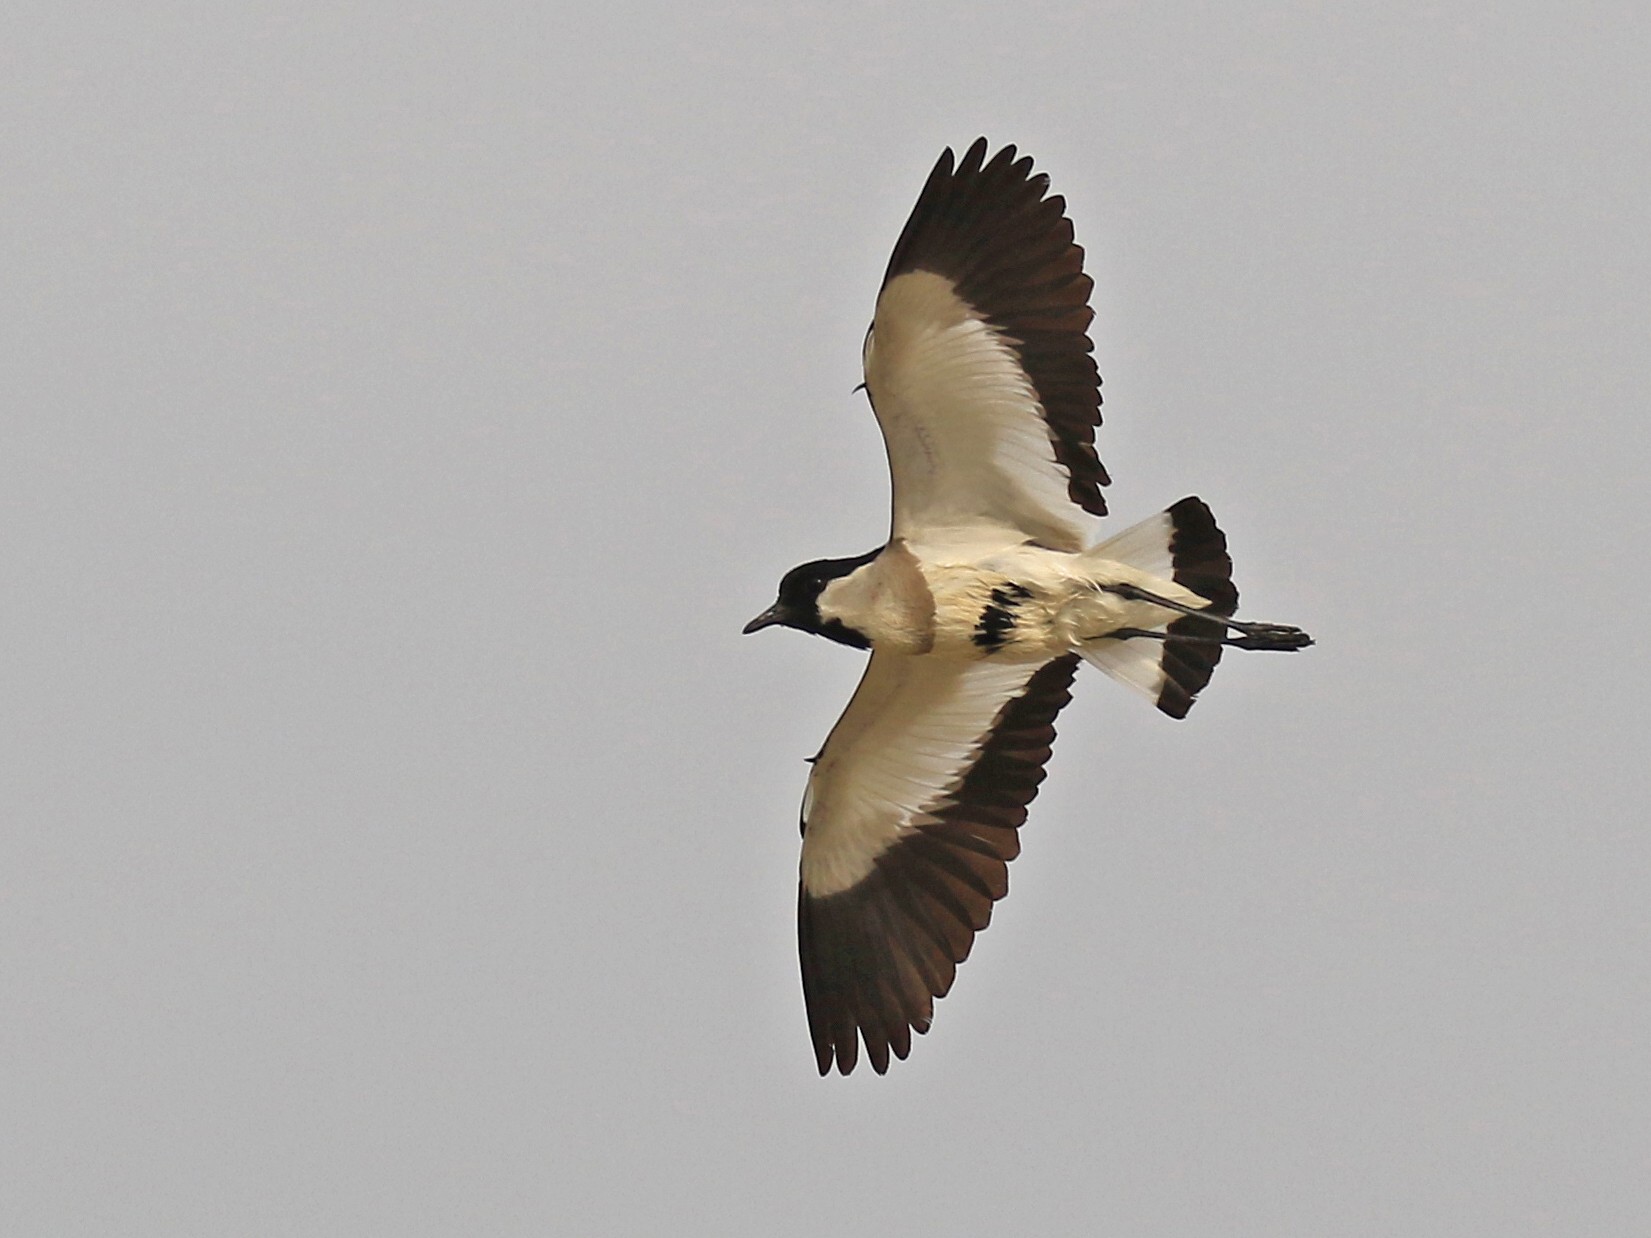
top-left (865, 271), bottom-right (1094, 551)
top-left (800, 652), bottom-right (1042, 897)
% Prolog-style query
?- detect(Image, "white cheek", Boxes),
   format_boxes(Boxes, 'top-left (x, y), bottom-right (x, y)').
top-left (818, 575), bottom-right (871, 626)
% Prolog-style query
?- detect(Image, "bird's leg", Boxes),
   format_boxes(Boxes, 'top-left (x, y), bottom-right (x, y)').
top-left (1100, 582), bottom-right (1314, 652)
top-left (1106, 626), bottom-right (1312, 652)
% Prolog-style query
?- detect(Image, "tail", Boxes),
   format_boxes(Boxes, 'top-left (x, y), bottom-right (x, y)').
top-left (1079, 497), bottom-right (1238, 719)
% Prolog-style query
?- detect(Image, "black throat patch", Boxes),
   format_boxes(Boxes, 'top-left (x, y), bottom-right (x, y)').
top-left (972, 582), bottom-right (1034, 653)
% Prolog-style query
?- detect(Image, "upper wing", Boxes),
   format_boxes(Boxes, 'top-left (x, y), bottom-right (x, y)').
top-left (863, 139), bottom-right (1108, 551)
top-left (797, 650), bottom-right (1080, 1075)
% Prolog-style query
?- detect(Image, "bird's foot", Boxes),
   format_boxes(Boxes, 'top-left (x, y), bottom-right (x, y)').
top-left (1229, 624), bottom-right (1314, 652)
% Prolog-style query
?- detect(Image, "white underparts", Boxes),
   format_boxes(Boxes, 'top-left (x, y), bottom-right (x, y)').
top-left (799, 510), bottom-right (1223, 895)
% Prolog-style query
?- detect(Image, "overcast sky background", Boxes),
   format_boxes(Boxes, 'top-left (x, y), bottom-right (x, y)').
top-left (5, 3), bottom-right (1649, 1234)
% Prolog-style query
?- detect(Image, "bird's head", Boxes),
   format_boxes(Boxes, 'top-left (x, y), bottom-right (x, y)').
top-left (743, 551), bottom-right (879, 649)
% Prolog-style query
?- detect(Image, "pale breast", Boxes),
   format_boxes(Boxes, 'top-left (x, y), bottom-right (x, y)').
top-left (816, 539), bottom-right (937, 654)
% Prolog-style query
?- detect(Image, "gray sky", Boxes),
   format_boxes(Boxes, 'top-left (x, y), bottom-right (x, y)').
top-left (5, 3), bottom-right (1649, 1234)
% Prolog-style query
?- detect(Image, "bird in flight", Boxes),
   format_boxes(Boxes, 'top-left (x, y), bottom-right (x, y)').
top-left (745, 139), bottom-right (1312, 1076)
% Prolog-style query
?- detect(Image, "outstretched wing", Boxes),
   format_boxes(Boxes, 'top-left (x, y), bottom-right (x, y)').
top-left (864, 139), bottom-right (1108, 552)
top-left (797, 651), bottom-right (1080, 1075)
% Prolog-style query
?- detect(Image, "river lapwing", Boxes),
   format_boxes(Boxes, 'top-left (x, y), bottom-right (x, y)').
top-left (746, 140), bottom-right (1312, 1075)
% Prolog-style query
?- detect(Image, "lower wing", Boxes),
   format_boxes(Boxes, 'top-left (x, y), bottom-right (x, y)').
top-left (797, 649), bottom-right (1080, 1074)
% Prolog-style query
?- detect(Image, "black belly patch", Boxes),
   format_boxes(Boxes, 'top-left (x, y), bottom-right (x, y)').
top-left (972, 583), bottom-right (1034, 652)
